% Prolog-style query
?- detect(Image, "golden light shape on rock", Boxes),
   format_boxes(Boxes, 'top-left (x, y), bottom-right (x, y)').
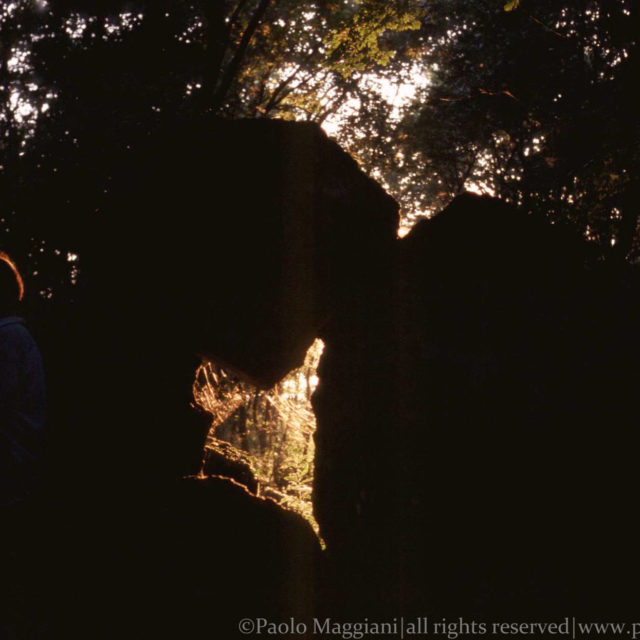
top-left (194, 339), bottom-right (324, 531)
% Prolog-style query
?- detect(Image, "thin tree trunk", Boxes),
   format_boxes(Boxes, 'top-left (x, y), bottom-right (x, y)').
top-left (211, 0), bottom-right (272, 111)
top-left (200, 0), bottom-right (229, 109)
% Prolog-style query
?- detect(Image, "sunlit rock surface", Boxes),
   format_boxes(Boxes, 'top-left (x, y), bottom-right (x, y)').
top-left (197, 339), bottom-right (324, 530)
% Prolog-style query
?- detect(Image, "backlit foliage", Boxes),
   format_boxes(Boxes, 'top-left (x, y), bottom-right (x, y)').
top-left (324, 1), bottom-right (423, 77)
top-left (389, 0), bottom-right (639, 259)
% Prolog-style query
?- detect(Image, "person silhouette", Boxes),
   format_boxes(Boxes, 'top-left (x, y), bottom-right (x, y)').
top-left (0, 252), bottom-right (46, 508)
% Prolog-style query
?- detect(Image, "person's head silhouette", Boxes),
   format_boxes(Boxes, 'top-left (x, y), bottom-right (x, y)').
top-left (0, 251), bottom-right (25, 317)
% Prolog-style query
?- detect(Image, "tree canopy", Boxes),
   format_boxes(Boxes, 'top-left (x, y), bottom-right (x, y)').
top-left (392, 0), bottom-right (639, 260)
top-left (1, 0), bottom-right (638, 299)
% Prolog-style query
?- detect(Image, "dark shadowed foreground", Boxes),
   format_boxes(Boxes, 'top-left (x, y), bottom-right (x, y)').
top-left (14, 118), bottom-right (640, 637)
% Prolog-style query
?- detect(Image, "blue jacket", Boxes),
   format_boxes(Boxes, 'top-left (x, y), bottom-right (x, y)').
top-left (0, 316), bottom-right (46, 506)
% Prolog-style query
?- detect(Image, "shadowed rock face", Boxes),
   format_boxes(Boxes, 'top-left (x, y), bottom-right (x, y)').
top-left (393, 194), bottom-right (590, 614)
top-left (25, 118), bottom-right (391, 638)
top-left (23, 476), bottom-right (322, 639)
top-left (33, 122), bottom-right (640, 628)
top-left (316, 191), bottom-right (640, 617)
top-left (194, 120), bottom-right (400, 388)
top-left (41, 117), bottom-right (398, 485)
top-left (101, 117), bottom-right (399, 388)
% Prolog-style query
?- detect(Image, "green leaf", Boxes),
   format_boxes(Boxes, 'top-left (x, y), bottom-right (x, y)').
top-left (504, 0), bottom-right (520, 11)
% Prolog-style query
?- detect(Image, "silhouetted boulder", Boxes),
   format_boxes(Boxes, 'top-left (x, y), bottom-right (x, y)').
top-left (154, 477), bottom-right (322, 637)
top-left (28, 116), bottom-right (640, 630)
top-left (393, 193), bottom-right (592, 614)
top-left (41, 476), bottom-right (321, 639)
top-left (315, 192), bottom-right (640, 617)
top-left (40, 116), bottom-right (398, 486)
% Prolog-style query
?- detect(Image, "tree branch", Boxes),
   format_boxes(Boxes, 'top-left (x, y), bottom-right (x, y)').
top-left (211, 0), bottom-right (272, 111)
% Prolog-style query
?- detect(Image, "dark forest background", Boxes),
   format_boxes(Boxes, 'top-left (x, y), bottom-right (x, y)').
top-left (1, 0), bottom-right (638, 307)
